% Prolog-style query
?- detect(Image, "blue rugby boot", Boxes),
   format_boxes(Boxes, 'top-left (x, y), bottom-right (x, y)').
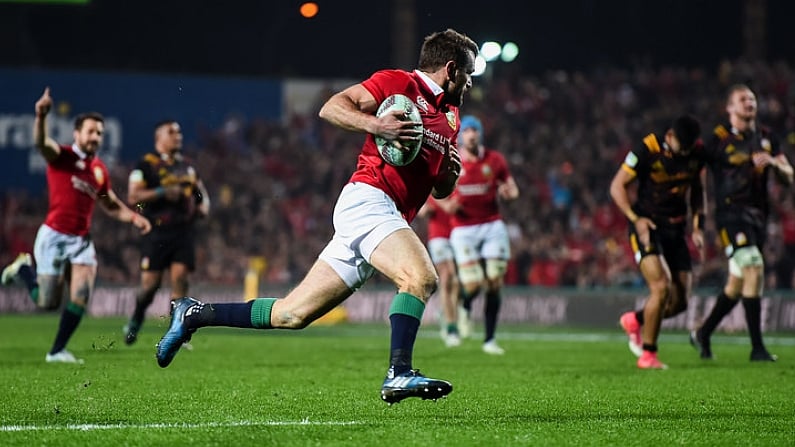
top-left (156, 297), bottom-right (201, 367)
top-left (380, 368), bottom-right (452, 404)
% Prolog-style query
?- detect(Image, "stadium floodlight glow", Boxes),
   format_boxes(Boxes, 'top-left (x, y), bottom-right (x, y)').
top-left (500, 42), bottom-right (519, 63)
top-left (473, 55), bottom-right (487, 77)
top-left (480, 42), bottom-right (502, 62)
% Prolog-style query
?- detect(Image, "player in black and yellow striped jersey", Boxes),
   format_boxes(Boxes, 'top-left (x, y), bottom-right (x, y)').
top-left (610, 115), bottom-right (705, 369)
top-left (691, 84), bottom-right (793, 362)
top-left (123, 120), bottom-right (210, 346)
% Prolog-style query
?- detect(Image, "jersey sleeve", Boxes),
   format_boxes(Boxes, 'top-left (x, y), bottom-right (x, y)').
top-left (360, 70), bottom-right (411, 105)
top-left (492, 150), bottom-right (511, 182)
top-left (130, 155), bottom-right (159, 188)
top-left (620, 144), bottom-right (648, 179)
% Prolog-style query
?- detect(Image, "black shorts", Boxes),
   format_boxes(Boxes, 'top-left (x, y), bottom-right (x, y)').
top-left (628, 222), bottom-right (692, 272)
top-left (716, 208), bottom-right (766, 254)
top-left (140, 226), bottom-right (196, 272)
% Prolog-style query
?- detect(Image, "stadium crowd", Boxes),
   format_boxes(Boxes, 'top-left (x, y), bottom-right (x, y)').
top-left (2, 58), bottom-right (795, 290)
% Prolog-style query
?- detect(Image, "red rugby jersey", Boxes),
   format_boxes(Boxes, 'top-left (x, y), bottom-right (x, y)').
top-left (351, 69), bottom-right (460, 223)
top-left (450, 147), bottom-right (510, 227)
top-left (425, 198), bottom-right (453, 240)
top-left (43, 145), bottom-right (110, 236)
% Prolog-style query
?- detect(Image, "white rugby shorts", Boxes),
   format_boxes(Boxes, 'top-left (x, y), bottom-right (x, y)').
top-left (33, 224), bottom-right (97, 276)
top-left (427, 237), bottom-right (454, 264)
top-left (450, 219), bottom-right (511, 264)
top-left (318, 182), bottom-right (410, 290)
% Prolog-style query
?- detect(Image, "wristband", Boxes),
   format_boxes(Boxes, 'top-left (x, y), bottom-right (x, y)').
top-left (154, 186), bottom-right (165, 198)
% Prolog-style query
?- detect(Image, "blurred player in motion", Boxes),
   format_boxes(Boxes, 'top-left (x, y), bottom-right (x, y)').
top-left (418, 197), bottom-right (460, 347)
top-left (154, 29), bottom-right (478, 404)
top-left (449, 115), bottom-right (519, 355)
top-left (123, 120), bottom-right (210, 346)
top-left (691, 84), bottom-right (793, 361)
top-left (1, 87), bottom-right (151, 364)
top-left (611, 115), bottom-right (705, 369)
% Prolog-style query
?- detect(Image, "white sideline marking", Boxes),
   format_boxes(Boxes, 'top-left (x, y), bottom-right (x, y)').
top-left (420, 330), bottom-right (795, 346)
top-left (0, 420), bottom-right (359, 432)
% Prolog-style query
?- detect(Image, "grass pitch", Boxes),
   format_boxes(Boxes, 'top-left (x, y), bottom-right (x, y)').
top-left (0, 314), bottom-right (793, 446)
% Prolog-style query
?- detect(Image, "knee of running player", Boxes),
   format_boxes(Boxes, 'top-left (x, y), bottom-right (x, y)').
top-left (647, 276), bottom-right (670, 305)
top-left (731, 246), bottom-right (765, 296)
top-left (401, 265), bottom-right (439, 302)
top-left (458, 262), bottom-right (484, 295)
top-left (484, 259), bottom-right (508, 290)
top-left (36, 276), bottom-right (64, 310)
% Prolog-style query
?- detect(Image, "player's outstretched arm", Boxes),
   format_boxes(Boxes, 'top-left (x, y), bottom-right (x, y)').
top-left (98, 189), bottom-right (152, 234)
top-left (33, 87), bottom-right (61, 162)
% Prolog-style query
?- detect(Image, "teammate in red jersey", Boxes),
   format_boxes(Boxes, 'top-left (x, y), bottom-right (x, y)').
top-left (448, 115), bottom-right (519, 355)
top-left (1, 87), bottom-right (151, 364)
top-left (418, 197), bottom-right (460, 347)
top-left (154, 29), bottom-right (478, 404)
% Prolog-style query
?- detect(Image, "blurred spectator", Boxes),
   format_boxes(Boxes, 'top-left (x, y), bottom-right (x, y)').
top-left (3, 58), bottom-right (795, 290)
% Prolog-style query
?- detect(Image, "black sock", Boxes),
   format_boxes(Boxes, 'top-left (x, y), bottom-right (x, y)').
top-left (49, 302), bottom-right (84, 354)
top-left (129, 290), bottom-right (157, 331)
top-left (461, 289), bottom-right (477, 313)
top-left (205, 302), bottom-right (254, 328)
top-left (635, 309), bottom-right (645, 325)
top-left (700, 292), bottom-right (739, 337)
top-left (741, 297), bottom-right (765, 350)
top-left (17, 264), bottom-right (38, 293)
top-left (642, 343), bottom-right (657, 353)
top-left (484, 290), bottom-right (501, 342)
top-left (389, 313), bottom-right (420, 375)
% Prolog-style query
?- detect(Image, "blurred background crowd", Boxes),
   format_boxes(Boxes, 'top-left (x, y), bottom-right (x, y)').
top-left (2, 58), bottom-right (794, 291)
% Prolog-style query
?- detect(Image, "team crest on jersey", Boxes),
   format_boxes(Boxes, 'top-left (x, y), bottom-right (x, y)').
top-left (761, 138), bottom-right (771, 152)
top-left (93, 166), bottom-right (104, 185)
top-left (446, 111), bottom-right (457, 130)
top-left (415, 96), bottom-right (429, 112)
top-left (481, 165), bottom-right (492, 177)
top-left (141, 257), bottom-right (150, 270)
top-left (75, 160), bottom-right (86, 170)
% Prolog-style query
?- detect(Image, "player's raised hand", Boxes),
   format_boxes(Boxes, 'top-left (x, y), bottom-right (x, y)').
top-left (35, 87), bottom-right (53, 118)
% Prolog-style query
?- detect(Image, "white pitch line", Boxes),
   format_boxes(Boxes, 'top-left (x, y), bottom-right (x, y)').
top-left (419, 330), bottom-right (795, 346)
top-left (0, 420), bottom-right (360, 432)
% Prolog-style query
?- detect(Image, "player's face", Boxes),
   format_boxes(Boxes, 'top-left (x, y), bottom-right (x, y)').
top-left (157, 122), bottom-right (183, 153)
top-left (74, 119), bottom-right (104, 154)
top-left (445, 50), bottom-right (476, 107)
top-left (459, 127), bottom-right (480, 152)
top-left (727, 88), bottom-right (757, 122)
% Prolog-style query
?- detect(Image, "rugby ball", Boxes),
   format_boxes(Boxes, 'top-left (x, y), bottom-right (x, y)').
top-left (374, 94), bottom-right (423, 166)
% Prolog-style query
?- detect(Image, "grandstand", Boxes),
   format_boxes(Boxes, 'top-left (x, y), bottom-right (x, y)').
top-left (0, 2), bottom-right (794, 444)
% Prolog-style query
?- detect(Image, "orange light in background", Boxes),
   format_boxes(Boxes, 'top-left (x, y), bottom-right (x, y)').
top-left (299, 2), bottom-right (319, 18)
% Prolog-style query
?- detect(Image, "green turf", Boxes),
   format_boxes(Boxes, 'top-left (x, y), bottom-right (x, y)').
top-left (0, 314), bottom-right (793, 446)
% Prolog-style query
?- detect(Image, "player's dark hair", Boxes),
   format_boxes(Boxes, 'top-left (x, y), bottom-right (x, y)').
top-left (74, 112), bottom-right (104, 130)
top-left (418, 28), bottom-right (479, 72)
top-left (672, 114), bottom-right (701, 149)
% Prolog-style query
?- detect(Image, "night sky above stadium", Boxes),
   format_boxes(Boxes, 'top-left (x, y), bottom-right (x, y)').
top-left (2, 0), bottom-right (794, 78)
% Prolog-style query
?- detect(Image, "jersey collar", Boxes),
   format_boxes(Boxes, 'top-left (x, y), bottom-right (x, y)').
top-left (414, 69), bottom-right (447, 108)
top-left (71, 143), bottom-right (91, 160)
